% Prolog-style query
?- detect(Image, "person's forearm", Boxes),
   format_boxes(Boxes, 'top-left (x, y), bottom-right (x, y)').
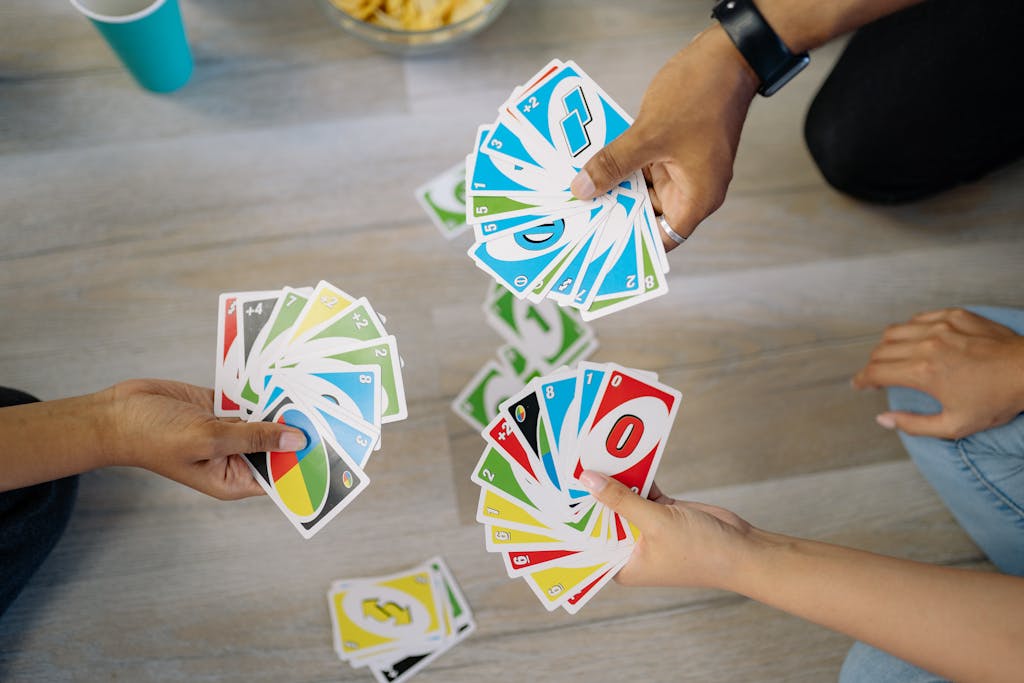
top-left (727, 531), bottom-right (1024, 681)
top-left (757, 0), bottom-right (925, 53)
top-left (0, 392), bottom-right (113, 491)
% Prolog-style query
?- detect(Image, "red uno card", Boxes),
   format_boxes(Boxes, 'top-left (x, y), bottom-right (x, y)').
top-left (573, 369), bottom-right (681, 499)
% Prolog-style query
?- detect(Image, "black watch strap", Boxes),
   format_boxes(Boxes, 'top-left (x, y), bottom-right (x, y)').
top-left (712, 0), bottom-right (810, 97)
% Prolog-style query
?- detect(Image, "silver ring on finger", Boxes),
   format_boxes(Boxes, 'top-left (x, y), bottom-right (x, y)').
top-left (656, 214), bottom-right (687, 245)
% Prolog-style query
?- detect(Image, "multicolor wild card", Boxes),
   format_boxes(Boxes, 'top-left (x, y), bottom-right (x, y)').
top-left (463, 59), bottom-right (670, 320)
top-left (328, 556), bottom-right (475, 683)
top-left (214, 280), bottom-right (408, 539)
top-left (469, 362), bottom-right (681, 613)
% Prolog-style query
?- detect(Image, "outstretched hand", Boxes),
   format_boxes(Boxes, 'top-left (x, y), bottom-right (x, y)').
top-left (570, 27), bottom-right (759, 250)
top-left (579, 471), bottom-right (755, 589)
top-left (853, 308), bottom-right (1024, 439)
top-left (98, 379), bottom-right (307, 500)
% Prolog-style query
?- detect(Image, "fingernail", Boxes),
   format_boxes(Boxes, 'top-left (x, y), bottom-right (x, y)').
top-left (279, 429), bottom-right (307, 451)
top-left (876, 414), bottom-right (896, 430)
top-left (579, 470), bottom-right (609, 493)
top-left (570, 170), bottom-right (596, 199)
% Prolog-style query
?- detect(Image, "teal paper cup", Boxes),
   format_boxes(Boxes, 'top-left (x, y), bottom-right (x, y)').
top-left (70, 0), bottom-right (193, 93)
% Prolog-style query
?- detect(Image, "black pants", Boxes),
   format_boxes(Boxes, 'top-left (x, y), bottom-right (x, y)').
top-left (0, 388), bottom-right (78, 618)
top-left (804, 0), bottom-right (1024, 203)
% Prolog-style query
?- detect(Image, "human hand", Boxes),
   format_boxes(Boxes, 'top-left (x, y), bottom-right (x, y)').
top-left (569, 27), bottom-right (759, 250)
top-left (96, 379), bottom-right (307, 500)
top-left (853, 308), bottom-right (1024, 439)
top-left (579, 471), bottom-right (755, 589)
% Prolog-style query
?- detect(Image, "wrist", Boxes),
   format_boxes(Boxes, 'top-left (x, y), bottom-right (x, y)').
top-left (88, 386), bottom-right (125, 468)
top-left (718, 527), bottom-right (794, 595)
top-left (690, 25), bottom-right (761, 102)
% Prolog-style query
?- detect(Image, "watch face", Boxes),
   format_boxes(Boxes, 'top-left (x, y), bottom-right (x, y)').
top-left (762, 55), bottom-right (810, 96)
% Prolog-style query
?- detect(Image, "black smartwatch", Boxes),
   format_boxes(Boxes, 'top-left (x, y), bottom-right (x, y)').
top-left (711, 0), bottom-right (809, 96)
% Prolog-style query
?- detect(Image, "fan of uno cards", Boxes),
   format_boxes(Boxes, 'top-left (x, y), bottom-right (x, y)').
top-left (465, 59), bottom-right (671, 320)
top-left (469, 361), bottom-right (681, 612)
top-left (214, 280), bottom-right (408, 539)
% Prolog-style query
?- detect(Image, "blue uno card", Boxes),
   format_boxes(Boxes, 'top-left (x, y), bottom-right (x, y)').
top-left (512, 61), bottom-right (634, 173)
top-left (300, 368), bottom-right (381, 426)
top-left (547, 210), bottom-right (608, 302)
top-left (480, 119), bottom-right (550, 174)
top-left (305, 401), bottom-right (378, 468)
top-left (537, 372), bottom-right (582, 501)
top-left (469, 207), bottom-right (598, 297)
top-left (473, 208), bottom-right (586, 243)
top-left (469, 126), bottom-right (560, 196)
top-left (593, 221), bottom-right (642, 300)
top-left (572, 190), bottom-right (640, 306)
top-left (576, 364), bottom-right (607, 435)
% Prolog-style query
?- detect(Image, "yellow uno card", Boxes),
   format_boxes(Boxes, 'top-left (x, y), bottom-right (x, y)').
top-left (476, 489), bottom-right (565, 536)
top-left (290, 280), bottom-right (356, 342)
top-left (484, 524), bottom-right (573, 553)
top-left (329, 569), bottom-right (443, 659)
top-left (523, 560), bottom-right (611, 610)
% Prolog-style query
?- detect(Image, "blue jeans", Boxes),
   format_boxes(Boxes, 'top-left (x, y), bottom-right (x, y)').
top-left (839, 306), bottom-right (1024, 682)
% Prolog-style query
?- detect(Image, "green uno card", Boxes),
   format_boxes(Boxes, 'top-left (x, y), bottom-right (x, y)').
top-left (451, 359), bottom-right (525, 432)
top-left (486, 288), bottom-right (594, 371)
top-left (415, 162), bottom-right (470, 240)
top-left (322, 335), bottom-right (408, 424)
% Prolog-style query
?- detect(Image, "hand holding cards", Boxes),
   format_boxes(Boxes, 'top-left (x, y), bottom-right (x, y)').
top-left (469, 362), bottom-right (682, 613)
top-left (465, 59), bottom-right (671, 320)
top-left (328, 556), bottom-right (475, 683)
top-left (214, 280), bottom-right (408, 539)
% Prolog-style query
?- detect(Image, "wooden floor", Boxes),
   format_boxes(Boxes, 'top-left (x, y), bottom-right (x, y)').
top-left (2, 1), bottom-right (1022, 681)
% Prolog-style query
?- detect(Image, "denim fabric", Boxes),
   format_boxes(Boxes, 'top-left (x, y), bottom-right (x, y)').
top-left (840, 307), bottom-right (1024, 682)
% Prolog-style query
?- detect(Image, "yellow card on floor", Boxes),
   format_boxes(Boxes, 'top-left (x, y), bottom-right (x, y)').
top-left (328, 569), bottom-right (443, 660)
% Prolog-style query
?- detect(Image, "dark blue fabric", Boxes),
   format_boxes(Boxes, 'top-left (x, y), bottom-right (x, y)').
top-left (0, 388), bottom-right (78, 619)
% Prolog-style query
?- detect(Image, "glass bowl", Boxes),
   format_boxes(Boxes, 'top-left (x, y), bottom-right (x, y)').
top-left (316, 0), bottom-right (510, 56)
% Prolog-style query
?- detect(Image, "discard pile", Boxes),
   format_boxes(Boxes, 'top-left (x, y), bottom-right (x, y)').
top-left (328, 557), bottom-right (475, 682)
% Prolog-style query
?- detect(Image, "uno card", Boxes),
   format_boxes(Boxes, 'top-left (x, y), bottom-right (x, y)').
top-left (451, 359), bottom-right (525, 432)
top-left (573, 368), bottom-right (682, 502)
top-left (288, 280), bottom-right (357, 344)
top-left (485, 288), bottom-right (594, 371)
top-left (415, 161), bottom-right (471, 240)
top-left (291, 336), bottom-right (406, 424)
top-left (496, 343), bottom-right (543, 381)
top-left (468, 206), bottom-right (601, 298)
top-left (246, 392), bottom-right (369, 539)
top-left (500, 383), bottom-right (563, 495)
top-left (243, 286), bottom-right (313, 397)
top-left (329, 568), bottom-right (444, 660)
top-left (215, 292), bottom-right (245, 417)
top-left (509, 60), bottom-right (634, 175)
top-left (234, 290), bottom-right (284, 409)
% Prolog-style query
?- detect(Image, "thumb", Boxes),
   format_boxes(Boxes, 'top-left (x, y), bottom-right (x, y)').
top-left (210, 420), bottom-right (308, 457)
top-left (876, 411), bottom-right (957, 439)
top-left (579, 470), bottom-right (663, 530)
top-left (571, 126), bottom-right (657, 199)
